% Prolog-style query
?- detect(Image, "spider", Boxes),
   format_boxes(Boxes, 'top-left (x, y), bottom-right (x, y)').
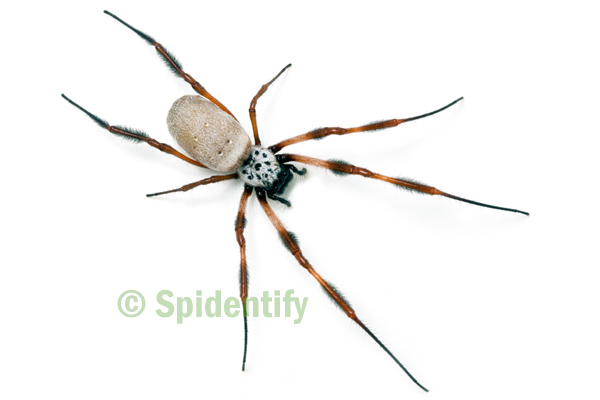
top-left (62, 11), bottom-right (529, 392)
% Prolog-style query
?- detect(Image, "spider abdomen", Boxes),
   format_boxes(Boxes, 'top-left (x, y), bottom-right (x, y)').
top-left (167, 95), bottom-right (251, 172)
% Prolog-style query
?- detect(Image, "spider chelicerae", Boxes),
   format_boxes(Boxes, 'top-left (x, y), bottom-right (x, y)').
top-left (62, 10), bottom-right (529, 392)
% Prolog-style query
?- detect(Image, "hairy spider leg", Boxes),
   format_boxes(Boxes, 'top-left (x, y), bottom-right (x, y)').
top-left (146, 174), bottom-right (238, 198)
top-left (269, 97), bottom-right (464, 153)
top-left (279, 154), bottom-right (529, 215)
top-left (103, 11), bottom-right (238, 121)
top-left (235, 185), bottom-right (253, 371)
top-left (249, 64), bottom-right (292, 146)
top-left (61, 94), bottom-right (207, 168)
top-left (256, 190), bottom-right (429, 392)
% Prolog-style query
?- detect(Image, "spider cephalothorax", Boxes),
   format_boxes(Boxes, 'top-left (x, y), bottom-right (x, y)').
top-left (237, 146), bottom-right (305, 206)
top-left (62, 10), bottom-right (528, 393)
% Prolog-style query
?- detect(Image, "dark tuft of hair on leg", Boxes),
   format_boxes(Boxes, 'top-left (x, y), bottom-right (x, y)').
top-left (104, 10), bottom-right (183, 77)
top-left (309, 127), bottom-right (327, 140)
top-left (112, 125), bottom-right (150, 143)
top-left (159, 46), bottom-right (183, 77)
top-left (322, 279), bottom-right (353, 310)
top-left (393, 176), bottom-right (429, 194)
top-left (239, 264), bottom-right (250, 285)
top-left (364, 120), bottom-right (391, 133)
top-left (234, 215), bottom-right (247, 229)
top-left (288, 231), bottom-right (299, 247)
top-left (279, 230), bottom-right (299, 253)
top-left (328, 159), bottom-right (352, 176)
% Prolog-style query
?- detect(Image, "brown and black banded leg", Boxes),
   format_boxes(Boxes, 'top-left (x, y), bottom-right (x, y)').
top-left (256, 190), bottom-right (429, 392)
top-left (103, 11), bottom-right (238, 121)
top-left (235, 185), bottom-right (253, 371)
top-left (146, 173), bottom-right (238, 197)
top-left (279, 154), bottom-right (529, 215)
top-left (61, 94), bottom-right (207, 168)
top-left (269, 97), bottom-right (463, 153)
top-left (249, 64), bottom-right (292, 146)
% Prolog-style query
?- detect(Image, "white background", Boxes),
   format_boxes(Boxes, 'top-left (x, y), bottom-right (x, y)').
top-left (1, 1), bottom-right (599, 399)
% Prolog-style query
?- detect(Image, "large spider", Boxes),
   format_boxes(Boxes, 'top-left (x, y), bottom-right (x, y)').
top-left (62, 11), bottom-right (528, 392)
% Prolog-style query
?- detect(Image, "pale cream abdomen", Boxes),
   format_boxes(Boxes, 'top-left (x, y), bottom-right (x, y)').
top-left (167, 95), bottom-right (251, 172)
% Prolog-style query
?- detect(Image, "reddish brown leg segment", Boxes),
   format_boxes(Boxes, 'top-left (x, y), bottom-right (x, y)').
top-left (146, 174), bottom-right (238, 197)
top-left (109, 126), bottom-right (207, 168)
top-left (104, 11), bottom-right (238, 121)
top-left (61, 94), bottom-right (207, 168)
top-left (235, 185), bottom-right (253, 371)
top-left (269, 97), bottom-right (463, 153)
top-left (256, 190), bottom-right (428, 392)
top-left (279, 154), bottom-right (529, 215)
top-left (249, 64), bottom-right (292, 146)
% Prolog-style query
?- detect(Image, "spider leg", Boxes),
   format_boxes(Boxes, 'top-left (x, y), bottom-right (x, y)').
top-left (235, 185), bottom-right (253, 371)
top-left (256, 190), bottom-right (429, 392)
top-left (61, 94), bottom-right (207, 168)
top-left (269, 97), bottom-right (463, 153)
top-left (103, 11), bottom-right (238, 121)
top-left (278, 154), bottom-right (529, 215)
top-left (249, 64), bottom-right (292, 146)
top-left (145, 174), bottom-right (238, 197)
